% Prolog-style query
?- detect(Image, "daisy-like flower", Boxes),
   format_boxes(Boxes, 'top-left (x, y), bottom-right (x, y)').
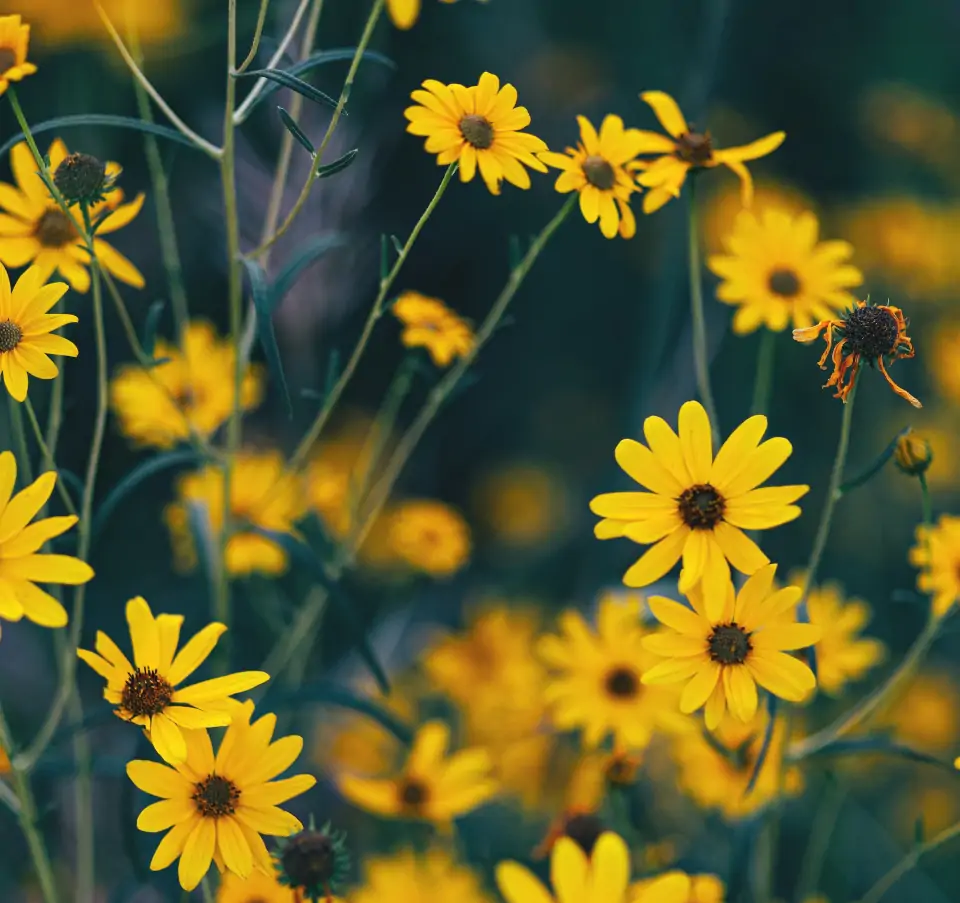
top-left (0, 139), bottom-right (144, 292)
top-left (631, 90), bottom-right (785, 214)
top-left (387, 0), bottom-right (487, 30)
top-left (386, 499), bottom-right (471, 576)
top-left (336, 720), bottom-right (497, 828)
top-left (536, 594), bottom-right (690, 751)
top-left (910, 514), bottom-right (960, 619)
top-left (0, 15), bottom-right (37, 96)
top-left (164, 451), bottom-right (306, 577)
top-left (126, 700), bottom-right (316, 891)
top-left (539, 115), bottom-right (644, 239)
top-left (707, 209), bottom-right (864, 334)
top-left (217, 868), bottom-right (301, 903)
top-left (352, 848), bottom-right (494, 903)
top-left (793, 299), bottom-right (921, 408)
top-left (0, 451), bottom-right (92, 637)
top-left (642, 565), bottom-right (821, 729)
top-left (404, 72), bottom-right (548, 195)
top-left (0, 263), bottom-right (78, 402)
top-left (632, 872), bottom-right (726, 903)
top-left (497, 831), bottom-right (633, 903)
top-left (77, 596), bottom-right (269, 763)
top-left (392, 291), bottom-right (474, 367)
top-left (589, 400), bottom-right (808, 619)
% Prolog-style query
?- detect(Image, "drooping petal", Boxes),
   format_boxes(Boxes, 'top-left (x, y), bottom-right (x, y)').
top-left (712, 131), bottom-right (786, 163)
top-left (712, 522), bottom-right (769, 576)
top-left (216, 815), bottom-right (253, 879)
top-left (148, 815), bottom-right (199, 872)
top-left (150, 713), bottom-right (188, 765)
top-left (724, 667), bottom-right (759, 722)
top-left (679, 662), bottom-right (720, 713)
top-left (178, 817), bottom-right (216, 891)
top-left (623, 527), bottom-right (688, 587)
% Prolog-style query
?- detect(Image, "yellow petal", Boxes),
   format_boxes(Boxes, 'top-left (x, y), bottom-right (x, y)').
top-left (407, 721), bottom-right (450, 773)
top-left (640, 91), bottom-right (688, 138)
top-left (0, 471), bottom-right (56, 543)
top-left (173, 671), bottom-right (269, 704)
top-left (163, 706), bottom-right (231, 730)
top-left (591, 833), bottom-right (630, 899)
top-left (126, 596), bottom-right (160, 669)
top-left (149, 815), bottom-right (199, 872)
top-left (127, 759), bottom-right (192, 798)
top-left (712, 522), bottom-right (769, 576)
top-left (722, 437), bottom-right (793, 498)
top-left (614, 438), bottom-right (683, 496)
top-left (0, 450), bottom-right (16, 519)
top-left (747, 650), bottom-right (816, 701)
top-left (336, 775), bottom-right (401, 816)
top-left (752, 623), bottom-right (822, 652)
top-left (724, 667), bottom-right (758, 722)
top-left (0, 553), bottom-right (93, 584)
top-left (136, 797), bottom-right (196, 832)
top-left (496, 862), bottom-right (554, 903)
top-left (157, 614), bottom-right (183, 675)
top-left (387, 0), bottom-right (420, 28)
top-left (700, 537), bottom-right (732, 622)
top-left (551, 836), bottom-right (588, 898)
top-left (216, 816), bottom-right (253, 879)
top-left (643, 415), bottom-right (692, 487)
top-left (166, 622), bottom-right (227, 686)
top-left (239, 775), bottom-right (317, 808)
top-left (679, 662), bottom-right (720, 713)
top-left (710, 415), bottom-right (767, 490)
top-left (713, 131), bottom-right (786, 163)
top-left (677, 400), bottom-right (713, 483)
top-left (646, 595), bottom-right (706, 637)
top-left (589, 491), bottom-right (677, 518)
top-left (150, 712), bottom-right (188, 765)
top-left (242, 735), bottom-right (303, 786)
top-left (623, 527), bottom-right (687, 587)
top-left (233, 804), bottom-right (302, 836)
top-left (178, 816), bottom-right (215, 891)
top-left (6, 578), bottom-right (67, 626)
top-left (0, 514), bottom-right (77, 557)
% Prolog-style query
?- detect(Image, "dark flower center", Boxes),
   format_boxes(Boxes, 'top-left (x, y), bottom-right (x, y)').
top-left (398, 777), bottom-right (429, 810)
top-left (459, 114), bottom-right (495, 150)
top-left (582, 154), bottom-right (616, 190)
top-left (768, 267), bottom-right (801, 298)
top-left (604, 666), bottom-right (640, 699)
top-left (677, 484), bottom-right (726, 529)
top-left (708, 623), bottom-right (752, 665)
top-left (842, 305), bottom-right (900, 358)
top-left (0, 49), bottom-right (17, 73)
top-left (280, 830), bottom-right (336, 891)
top-left (53, 152), bottom-right (107, 205)
top-left (564, 813), bottom-right (605, 855)
top-left (35, 209), bottom-right (78, 248)
top-left (675, 131), bottom-right (714, 166)
top-left (192, 774), bottom-right (241, 818)
top-left (121, 667), bottom-right (173, 717)
top-left (605, 756), bottom-right (637, 786)
top-left (0, 319), bottom-right (22, 353)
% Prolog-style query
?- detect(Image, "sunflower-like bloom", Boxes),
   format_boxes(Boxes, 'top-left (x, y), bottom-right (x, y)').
top-left (336, 720), bottom-right (497, 828)
top-left (590, 400), bottom-right (808, 620)
top-left (630, 91), bottom-right (785, 214)
top-left (392, 292), bottom-right (474, 367)
top-left (707, 209), bottom-right (864, 334)
top-left (910, 514), bottom-right (960, 619)
top-left (0, 15), bottom-right (37, 96)
top-left (0, 140), bottom-right (144, 292)
top-left (793, 299), bottom-right (921, 408)
top-left (539, 115), bottom-right (645, 239)
top-left (387, 0), bottom-right (486, 29)
top-left (164, 451), bottom-right (306, 577)
top-left (631, 872), bottom-right (726, 903)
top-left (217, 868), bottom-right (303, 903)
top-left (497, 832), bottom-right (633, 903)
top-left (353, 848), bottom-right (493, 903)
top-left (386, 499), bottom-right (471, 576)
top-left (641, 565), bottom-right (821, 729)
top-left (126, 700), bottom-right (316, 891)
top-left (404, 72), bottom-right (548, 195)
top-left (110, 321), bottom-right (264, 449)
top-left (77, 597), bottom-right (269, 763)
top-left (537, 595), bottom-right (690, 751)
top-left (0, 263), bottom-right (78, 402)
top-left (0, 452), bottom-right (92, 636)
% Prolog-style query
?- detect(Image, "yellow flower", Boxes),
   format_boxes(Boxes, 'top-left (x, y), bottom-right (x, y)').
top-left (16, 0), bottom-right (184, 49)
top-left (472, 462), bottom-right (567, 549)
top-left (404, 72), bottom-right (548, 195)
top-left (386, 499), bottom-right (471, 576)
top-left (539, 115), bottom-right (644, 239)
top-left (110, 321), bottom-right (265, 450)
top-left (537, 594), bottom-right (690, 750)
top-left (336, 720), bottom-right (497, 827)
top-left (631, 91), bottom-right (785, 213)
top-left (0, 263), bottom-right (78, 402)
top-left (392, 291), bottom-right (474, 367)
top-left (497, 832), bottom-right (632, 903)
top-left (894, 428), bottom-right (933, 476)
top-left (352, 848), bottom-right (494, 903)
top-left (165, 451), bottom-right (306, 577)
top-left (700, 179), bottom-right (812, 254)
top-left (631, 872), bottom-right (726, 903)
top-left (590, 400), bottom-right (808, 619)
top-left (931, 322), bottom-right (960, 404)
top-left (77, 596), bottom-right (268, 763)
top-left (911, 513), bottom-right (960, 619)
top-left (0, 140), bottom-right (144, 292)
top-left (387, 0), bottom-right (487, 30)
top-left (126, 700), bottom-right (316, 892)
top-left (0, 15), bottom-right (37, 96)
top-left (793, 300), bottom-right (921, 408)
top-left (880, 671), bottom-right (960, 754)
top-left (642, 565), bottom-right (821, 729)
top-left (0, 452), bottom-right (92, 636)
top-left (217, 867), bottom-right (298, 903)
top-left (707, 209), bottom-right (863, 334)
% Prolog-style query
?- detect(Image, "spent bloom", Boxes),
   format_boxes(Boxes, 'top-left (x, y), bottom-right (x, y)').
top-left (404, 72), bottom-right (548, 195)
top-left (910, 514), bottom-right (960, 620)
top-left (77, 596), bottom-right (269, 763)
top-left (0, 15), bottom-right (37, 96)
top-left (392, 292), bottom-right (474, 367)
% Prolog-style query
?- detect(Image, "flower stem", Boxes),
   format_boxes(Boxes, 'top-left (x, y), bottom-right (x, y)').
top-left (686, 176), bottom-right (719, 437)
top-left (919, 472), bottom-right (932, 527)
top-left (7, 395), bottom-right (33, 485)
top-left (750, 329), bottom-right (776, 416)
top-left (795, 774), bottom-right (848, 903)
top-left (23, 398), bottom-right (78, 517)
top-left (237, 0), bottom-right (273, 74)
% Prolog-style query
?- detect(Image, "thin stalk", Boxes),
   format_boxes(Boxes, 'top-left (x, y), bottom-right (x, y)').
top-left (23, 398), bottom-right (78, 517)
top-left (686, 176), bottom-right (719, 437)
top-left (8, 396), bottom-right (33, 485)
top-left (45, 345), bottom-right (65, 461)
top-left (919, 472), bottom-right (932, 527)
top-left (751, 329), bottom-right (776, 416)
top-left (237, 0), bottom-right (273, 74)
top-left (287, 161), bottom-right (457, 472)
top-left (795, 775), bottom-right (848, 903)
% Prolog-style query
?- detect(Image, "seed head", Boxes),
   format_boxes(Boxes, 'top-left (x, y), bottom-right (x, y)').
top-left (275, 818), bottom-right (350, 899)
top-left (53, 152), bottom-right (114, 206)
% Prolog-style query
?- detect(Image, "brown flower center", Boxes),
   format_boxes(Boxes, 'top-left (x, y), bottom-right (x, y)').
top-left (604, 666), bottom-right (640, 699)
top-left (675, 131), bottom-right (714, 165)
top-left (0, 49), bottom-right (17, 73)
top-left (398, 777), bottom-right (429, 810)
top-left (677, 484), bottom-right (726, 529)
top-left (842, 305), bottom-right (900, 358)
top-left (193, 774), bottom-right (241, 817)
top-left (121, 667), bottom-right (173, 717)
top-left (563, 813), bottom-right (605, 855)
top-left (459, 114), bottom-right (495, 150)
top-left (708, 623), bottom-right (752, 665)
top-left (768, 267), bottom-right (801, 298)
top-left (582, 154), bottom-right (616, 190)
top-left (35, 209), bottom-right (78, 248)
top-left (0, 319), bottom-right (22, 353)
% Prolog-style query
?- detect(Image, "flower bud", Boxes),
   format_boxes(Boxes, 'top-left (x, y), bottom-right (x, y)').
top-left (894, 430), bottom-right (933, 476)
top-left (275, 818), bottom-right (350, 899)
top-left (52, 152), bottom-right (110, 205)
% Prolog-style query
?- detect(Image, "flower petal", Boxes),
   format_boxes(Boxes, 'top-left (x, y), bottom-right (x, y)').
top-left (623, 527), bottom-right (688, 587)
top-left (614, 438), bottom-right (684, 496)
top-left (678, 400), bottom-right (713, 483)
top-left (640, 91), bottom-right (688, 138)
top-left (166, 622), bottom-right (227, 686)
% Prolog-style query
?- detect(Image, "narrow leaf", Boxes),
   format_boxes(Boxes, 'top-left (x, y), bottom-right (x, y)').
top-left (241, 258), bottom-right (293, 419)
top-left (142, 300), bottom-right (165, 358)
top-left (389, 234), bottom-right (403, 256)
top-left (790, 735), bottom-right (958, 774)
top-left (316, 148), bottom-right (359, 179)
top-left (277, 106), bottom-right (315, 155)
top-left (236, 68), bottom-right (339, 111)
top-left (270, 234), bottom-right (346, 306)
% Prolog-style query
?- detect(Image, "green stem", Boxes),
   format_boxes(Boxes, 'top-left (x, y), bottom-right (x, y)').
top-left (795, 774), bottom-right (848, 903)
top-left (8, 395), bottom-right (33, 485)
top-left (750, 329), bottom-right (776, 416)
top-left (919, 472), bottom-right (932, 527)
top-left (23, 398), bottom-right (78, 517)
top-left (237, 0), bottom-right (273, 74)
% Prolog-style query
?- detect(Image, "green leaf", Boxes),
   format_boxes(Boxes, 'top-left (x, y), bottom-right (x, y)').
top-left (789, 735), bottom-right (958, 773)
top-left (839, 425), bottom-right (912, 495)
top-left (269, 234), bottom-right (346, 306)
top-left (276, 106), bottom-right (315, 155)
top-left (236, 68), bottom-right (339, 112)
top-left (241, 258), bottom-right (293, 419)
top-left (316, 148), bottom-right (359, 179)
top-left (0, 115), bottom-right (205, 159)
top-left (142, 300), bottom-right (165, 358)
top-left (90, 450), bottom-right (202, 547)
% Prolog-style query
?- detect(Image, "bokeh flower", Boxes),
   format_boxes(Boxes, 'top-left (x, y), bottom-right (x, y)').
top-left (392, 291), bottom-right (474, 367)
top-left (701, 179), bottom-right (812, 254)
top-left (0, 452), bottom-right (92, 637)
top-left (217, 867), bottom-right (300, 903)
top-left (707, 209), bottom-right (863, 333)
top-left (404, 72), bottom-right (548, 195)
top-left (77, 596), bottom-right (269, 763)
top-left (910, 514), bottom-right (960, 619)
top-left (539, 115), bottom-right (644, 239)
top-left (0, 140), bottom-right (144, 292)
top-left (631, 872), bottom-right (726, 903)
top-left (642, 565), bottom-right (821, 728)
top-left (880, 670), bottom-right (960, 754)
top-left (110, 321), bottom-right (264, 449)
top-left (930, 322), bottom-right (960, 403)
top-left (590, 401), bottom-right (808, 619)
top-left (16, 0), bottom-right (184, 49)
top-left (126, 701), bottom-right (316, 891)
top-left (352, 848), bottom-right (494, 903)
top-left (472, 462), bottom-right (567, 549)
top-left (0, 263), bottom-right (77, 402)
top-left (386, 499), bottom-right (471, 576)
top-left (0, 15), bottom-right (37, 97)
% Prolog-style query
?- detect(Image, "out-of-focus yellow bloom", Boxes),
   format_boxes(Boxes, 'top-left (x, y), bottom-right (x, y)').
top-left (392, 292), bottom-right (474, 367)
top-left (0, 15), bottom-right (37, 97)
top-left (879, 671), bottom-right (960, 755)
top-left (701, 180), bottom-right (812, 254)
top-left (217, 867), bottom-right (299, 903)
top-left (894, 429), bottom-right (933, 477)
top-left (387, 0), bottom-right (487, 30)
top-left (352, 848), bottom-right (494, 903)
top-left (631, 873), bottom-right (725, 903)
top-left (386, 499), bottom-right (471, 576)
top-left (472, 463), bottom-right (567, 549)
top-left (17, 0), bottom-right (184, 49)
top-left (931, 323), bottom-right (960, 403)
top-left (910, 515), bottom-right (960, 619)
